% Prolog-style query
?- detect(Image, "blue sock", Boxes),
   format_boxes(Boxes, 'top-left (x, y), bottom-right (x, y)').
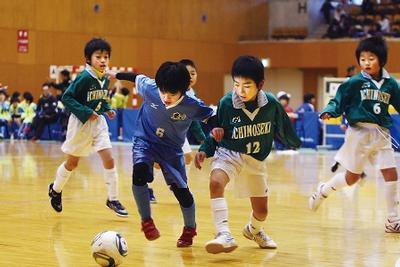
top-left (132, 184), bottom-right (151, 221)
top-left (180, 203), bottom-right (196, 228)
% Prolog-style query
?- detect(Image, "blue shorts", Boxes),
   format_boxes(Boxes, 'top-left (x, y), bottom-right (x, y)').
top-left (132, 137), bottom-right (188, 188)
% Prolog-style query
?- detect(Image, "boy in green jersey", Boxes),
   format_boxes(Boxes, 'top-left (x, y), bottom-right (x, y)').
top-left (48, 38), bottom-right (128, 217)
top-left (195, 56), bottom-right (301, 254)
top-left (309, 36), bottom-right (400, 233)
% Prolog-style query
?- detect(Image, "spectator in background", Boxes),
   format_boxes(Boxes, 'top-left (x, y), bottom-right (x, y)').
top-left (49, 70), bottom-right (72, 140)
top-left (49, 69), bottom-right (72, 101)
top-left (18, 92), bottom-right (36, 139)
top-left (361, 0), bottom-right (374, 15)
top-left (346, 65), bottom-right (357, 77)
top-left (31, 83), bottom-right (59, 141)
top-left (277, 91), bottom-right (297, 123)
top-left (378, 15), bottom-right (391, 34)
top-left (111, 86), bottom-right (129, 141)
top-left (333, 5), bottom-right (346, 23)
top-left (321, 0), bottom-right (334, 24)
top-left (275, 91), bottom-right (298, 151)
top-left (0, 90), bottom-right (10, 139)
top-left (9, 96), bottom-right (22, 139)
top-left (296, 93), bottom-right (316, 115)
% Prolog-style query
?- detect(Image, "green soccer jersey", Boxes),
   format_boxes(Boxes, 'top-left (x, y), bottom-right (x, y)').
top-left (62, 65), bottom-right (112, 123)
top-left (200, 90), bottom-right (301, 161)
top-left (323, 70), bottom-right (400, 129)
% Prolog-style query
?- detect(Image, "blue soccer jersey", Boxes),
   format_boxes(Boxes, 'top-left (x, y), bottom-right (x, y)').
top-left (133, 75), bottom-right (213, 149)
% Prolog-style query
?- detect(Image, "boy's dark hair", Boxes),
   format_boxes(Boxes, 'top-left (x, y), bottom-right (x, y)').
top-left (355, 36), bottom-right (387, 67)
top-left (120, 87), bottom-right (130, 96)
top-left (10, 96), bottom-right (19, 104)
top-left (60, 69), bottom-right (70, 78)
top-left (11, 91), bottom-right (20, 99)
top-left (42, 82), bottom-right (51, 88)
top-left (303, 93), bottom-right (315, 103)
top-left (84, 38), bottom-right (111, 63)
top-left (23, 92), bottom-right (34, 103)
top-left (231, 55), bottom-right (264, 86)
top-left (155, 61), bottom-right (190, 95)
top-left (179, 59), bottom-right (196, 69)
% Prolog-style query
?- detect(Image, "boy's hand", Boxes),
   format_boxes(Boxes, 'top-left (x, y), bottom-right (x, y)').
top-left (106, 110), bottom-right (116, 120)
top-left (320, 112), bottom-right (332, 120)
top-left (194, 152), bottom-right (206, 170)
top-left (211, 127), bottom-right (224, 142)
top-left (89, 112), bottom-right (99, 121)
top-left (106, 70), bottom-right (117, 79)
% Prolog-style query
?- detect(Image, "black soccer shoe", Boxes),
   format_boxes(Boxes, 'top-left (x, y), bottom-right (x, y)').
top-left (48, 183), bottom-right (62, 212)
top-left (106, 200), bottom-right (128, 217)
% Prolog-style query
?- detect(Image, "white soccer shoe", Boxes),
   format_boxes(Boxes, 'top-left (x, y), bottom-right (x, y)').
top-left (205, 232), bottom-right (238, 254)
top-left (385, 216), bottom-right (400, 233)
top-left (242, 224), bottom-right (277, 249)
top-left (309, 183), bottom-right (327, 211)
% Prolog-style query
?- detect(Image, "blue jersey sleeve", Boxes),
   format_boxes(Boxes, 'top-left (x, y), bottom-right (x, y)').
top-left (135, 75), bottom-right (156, 97)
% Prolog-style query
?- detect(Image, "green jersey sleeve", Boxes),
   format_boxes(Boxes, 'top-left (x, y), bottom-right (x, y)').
top-left (189, 121), bottom-right (207, 143)
top-left (62, 75), bottom-right (94, 123)
top-left (273, 100), bottom-right (302, 149)
top-left (322, 80), bottom-right (351, 118)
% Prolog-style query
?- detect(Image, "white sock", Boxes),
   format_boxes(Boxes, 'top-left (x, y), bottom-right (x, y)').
top-left (211, 198), bottom-right (230, 234)
top-left (249, 213), bottom-right (264, 234)
top-left (321, 172), bottom-right (348, 196)
top-left (104, 167), bottom-right (118, 201)
top-left (53, 162), bottom-right (72, 193)
top-left (384, 181), bottom-right (399, 218)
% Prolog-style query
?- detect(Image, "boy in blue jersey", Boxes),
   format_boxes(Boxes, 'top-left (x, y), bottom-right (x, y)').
top-left (109, 61), bottom-right (215, 247)
top-left (48, 38), bottom-right (128, 217)
top-left (309, 36), bottom-right (400, 233)
top-left (195, 56), bottom-right (301, 254)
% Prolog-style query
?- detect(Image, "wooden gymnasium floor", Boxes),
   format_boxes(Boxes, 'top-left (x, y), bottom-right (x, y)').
top-left (1, 141), bottom-right (400, 267)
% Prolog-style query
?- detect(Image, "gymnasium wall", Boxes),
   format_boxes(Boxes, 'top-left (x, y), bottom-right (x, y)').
top-left (237, 39), bottom-right (400, 109)
top-left (3, 1), bottom-right (400, 108)
top-left (0, 0), bottom-right (268, 104)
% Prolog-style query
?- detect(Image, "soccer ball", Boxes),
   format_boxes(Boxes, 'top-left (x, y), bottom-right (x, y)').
top-left (91, 231), bottom-right (128, 267)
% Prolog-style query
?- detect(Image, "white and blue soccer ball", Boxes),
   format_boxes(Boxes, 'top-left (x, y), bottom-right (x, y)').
top-left (91, 231), bottom-right (128, 267)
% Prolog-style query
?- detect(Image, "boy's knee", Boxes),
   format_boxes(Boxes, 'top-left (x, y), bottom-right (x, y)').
top-left (209, 178), bottom-right (225, 192)
top-left (65, 160), bottom-right (78, 170)
top-left (132, 162), bottom-right (153, 186)
top-left (170, 185), bottom-right (194, 208)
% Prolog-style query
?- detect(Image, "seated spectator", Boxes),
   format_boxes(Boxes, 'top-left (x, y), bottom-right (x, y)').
top-left (49, 69), bottom-right (72, 101)
top-left (378, 14), bottom-right (391, 34)
top-left (111, 87), bottom-right (129, 141)
top-left (361, 0), bottom-right (374, 14)
top-left (18, 92), bottom-right (36, 139)
top-left (31, 83), bottom-right (59, 141)
top-left (321, 0), bottom-right (334, 24)
top-left (338, 14), bottom-right (350, 37)
top-left (0, 90), bottom-right (10, 139)
top-left (9, 96), bottom-right (22, 139)
top-left (324, 19), bottom-right (341, 38)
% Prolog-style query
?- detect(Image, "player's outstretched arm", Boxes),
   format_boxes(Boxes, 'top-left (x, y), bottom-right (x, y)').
top-left (194, 151), bottom-right (206, 170)
top-left (107, 70), bottom-right (138, 83)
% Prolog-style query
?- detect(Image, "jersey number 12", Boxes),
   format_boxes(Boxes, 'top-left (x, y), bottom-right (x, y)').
top-left (246, 141), bottom-right (260, 154)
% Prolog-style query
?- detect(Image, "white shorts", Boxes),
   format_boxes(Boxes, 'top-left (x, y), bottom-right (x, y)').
top-left (182, 138), bottom-right (192, 154)
top-left (61, 114), bottom-right (112, 157)
top-left (335, 123), bottom-right (396, 174)
top-left (211, 147), bottom-right (268, 198)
